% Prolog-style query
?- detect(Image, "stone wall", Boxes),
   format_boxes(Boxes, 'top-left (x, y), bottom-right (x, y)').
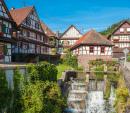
top-left (78, 55), bottom-right (112, 67)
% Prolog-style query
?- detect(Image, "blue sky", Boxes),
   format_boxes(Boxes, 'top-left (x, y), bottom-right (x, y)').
top-left (5, 0), bottom-right (130, 34)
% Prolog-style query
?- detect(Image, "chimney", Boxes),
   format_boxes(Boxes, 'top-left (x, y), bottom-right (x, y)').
top-left (11, 7), bottom-right (15, 10)
top-left (56, 30), bottom-right (59, 37)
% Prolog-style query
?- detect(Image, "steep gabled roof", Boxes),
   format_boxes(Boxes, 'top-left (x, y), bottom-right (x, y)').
top-left (9, 6), bottom-right (34, 26)
top-left (1, 0), bottom-right (14, 21)
top-left (70, 29), bottom-right (114, 49)
top-left (59, 24), bottom-right (82, 38)
top-left (40, 20), bottom-right (56, 37)
top-left (108, 20), bottom-right (130, 39)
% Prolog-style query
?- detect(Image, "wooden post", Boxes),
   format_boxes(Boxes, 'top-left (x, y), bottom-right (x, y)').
top-left (86, 72), bottom-right (89, 84)
top-left (104, 64), bottom-right (107, 72)
top-left (103, 74), bottom-right (107, 96)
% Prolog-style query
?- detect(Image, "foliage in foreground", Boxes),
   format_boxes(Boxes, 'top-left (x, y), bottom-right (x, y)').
top-left (0, 69), bottom-right (12, 112)
top-left (22, 81), bottom-right (67, 113)
top-left (114, 75), bottom-right (129, 113)
top-left (104, 81), bottom-right (111, 99)
top-left (2, 63), bottom-right (66, 113)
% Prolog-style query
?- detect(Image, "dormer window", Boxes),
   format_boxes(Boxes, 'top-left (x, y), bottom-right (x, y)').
top-left (120, 28), bottom-right (124, 33)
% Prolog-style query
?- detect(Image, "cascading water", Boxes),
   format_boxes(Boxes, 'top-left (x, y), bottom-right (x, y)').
top-left (86, 80), bottom-right (116, 113)
top-left (64, 79), bottom-right (87, 113)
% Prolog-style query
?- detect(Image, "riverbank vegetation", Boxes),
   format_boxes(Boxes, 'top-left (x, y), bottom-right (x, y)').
top-left (56, 49), bottom-right (84, 79)
top-left (0, 63), bottom-right (67, 113)
top-left (114, 75), bottom-right (130, 113)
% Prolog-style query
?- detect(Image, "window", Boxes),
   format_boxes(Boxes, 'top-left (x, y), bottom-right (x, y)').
top-left (127, 28), bottom-right (130, 32)
top-left (120, 28), bottom-right (124, 33)
top-left (2, 24), bottom-right (6, 34)
top-left (35, 23), bottom-right (39, 29)
top-left (100, 47), bottom-right (105, 53)
top-left (31, 10), bottom-right (34, 14)
top-left (89, 47), bottom-right (94, 53)
top-left (26, 18), bottom-right (31, 25)
top-left (22, 43), bottom-right (29, 50)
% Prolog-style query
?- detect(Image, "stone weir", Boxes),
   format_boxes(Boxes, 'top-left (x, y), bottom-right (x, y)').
top-left (63, 79), bottom-right (88, 113)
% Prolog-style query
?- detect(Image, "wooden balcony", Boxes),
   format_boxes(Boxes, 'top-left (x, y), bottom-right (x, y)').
top-left (113, 39), bottom-right (119, 41)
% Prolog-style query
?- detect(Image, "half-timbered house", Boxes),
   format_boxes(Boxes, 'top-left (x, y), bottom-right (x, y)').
top-left (9, 6), bottom-right (50, 62)
top-left (40, 20), bottom-right (59, 54)
top-left (108, 20), bottom-right (130, 48)
top-left (70, 29), bottom-right (114, 67)
top-left (0, 0), bottom-right (17, 62)
top-left (58, 24), bottom-right (82, 56)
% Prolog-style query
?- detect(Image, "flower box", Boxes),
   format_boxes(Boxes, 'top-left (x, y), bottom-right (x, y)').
top-left (113, 39), bottom-right (119, 41)
top-left (0, 32), bottom-right (4, 36)
top-left (0, 54), bottom-right (5, 59)
top-left (114, 46), bottom-right (118, 48)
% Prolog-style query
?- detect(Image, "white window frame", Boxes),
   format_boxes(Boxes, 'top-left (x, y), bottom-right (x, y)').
top-left (127, 28), bottom-right (130, 32)
top-left (120, 28), bottom-right (124, 33)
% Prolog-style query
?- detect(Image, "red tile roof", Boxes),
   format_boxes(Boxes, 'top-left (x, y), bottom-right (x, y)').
top-left (70, 29), bottom-right (114, 49)
top-left (40, 20), bottom-right (56, 37)
top-left (59, 24), bottom-right (82, 38)
top-left (9, 6), bottom-right (34, 26)
top-left (104, 36), bottom-right (108, 39)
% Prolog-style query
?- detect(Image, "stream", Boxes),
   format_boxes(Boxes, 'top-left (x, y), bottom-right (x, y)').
top-left (64, 79), bottom-right (116, 113)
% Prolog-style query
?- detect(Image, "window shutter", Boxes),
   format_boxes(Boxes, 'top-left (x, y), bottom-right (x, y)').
top-left (30, 20), bottom-right (31, 26)
top-left (43, 37), bottom-right (44, 42)
top-left (62, 41), bottom-right (64, 45)
top-left (72, 51), bottom-right (73, 55)
top-left (28, 44), bottom-right (29, 50)
top-left (68, 41), bottom-right (69, 45)
top-left (62, 48), bottom-right (63, 52)
top-left (36, 34), bottom-right (37, 39)
top-left (4, 45), bottom-right (7, 55)
top-left (28, 31), bottom-right (30, 37)
top-left (78, 48), bottom-right (79, 54)
top-left (21, 29), bottom-right (23, 35)
top-left (40, 36), bottom-right (42, 40)
top-left (20, 42), bottom-right (23, 49)
top-left (75, 49), bottom-right (76, 54)
top-left (2, 24), bottom-right (6, 34)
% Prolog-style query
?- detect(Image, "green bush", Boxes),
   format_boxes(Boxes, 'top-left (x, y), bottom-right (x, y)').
top-left (98, 58), bottom-right (103, 61)
top-left (26, 63), bottom-right (57, 83)
top-left (127, 56), bottom-right (130, 62)
top-left (75, 66), bottom-right (84, 70)
top-left (22, 81), bottom-right (67, 113)
top-left (51, 48), bottom-right (59, 54)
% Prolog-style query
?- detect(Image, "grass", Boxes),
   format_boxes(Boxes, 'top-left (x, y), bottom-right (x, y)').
top-left (56, 64), bottom-right (72, 79)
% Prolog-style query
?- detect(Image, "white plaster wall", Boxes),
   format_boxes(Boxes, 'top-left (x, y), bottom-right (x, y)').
top-left (62, 26), bottom-right (82, 38)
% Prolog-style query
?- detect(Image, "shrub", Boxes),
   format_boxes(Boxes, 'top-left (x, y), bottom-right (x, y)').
top-left (0, 69), bottom-right (12, 112)
top-left (98, 58), bottom-right (103, 61)
top-left (51, 48), bottom-right (59, 54)
top-left (22, 81), bottom-right (67, 113)
top-left (26, 63), bottom-right (57, 83)
top-left (75, 66), bottom-right (84, 70)
top-left (127, 56), bottom-right (130, 62)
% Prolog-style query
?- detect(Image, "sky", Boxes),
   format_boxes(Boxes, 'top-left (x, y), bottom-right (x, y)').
top-left (4, 0), bottom-right (130, 34)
